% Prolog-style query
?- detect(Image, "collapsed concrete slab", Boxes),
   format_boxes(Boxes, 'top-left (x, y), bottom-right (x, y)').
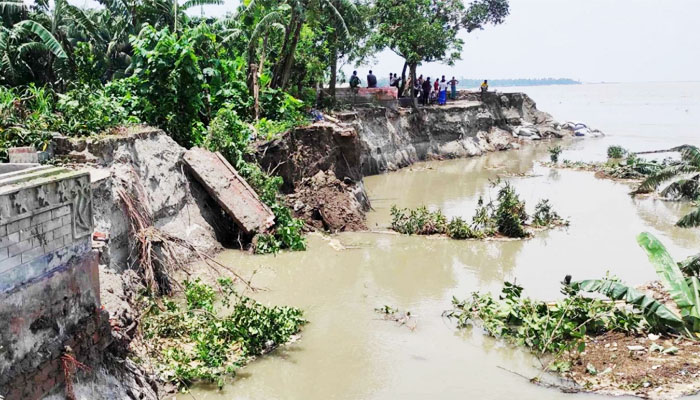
top-left (184, 148), bottom-right (275, 235)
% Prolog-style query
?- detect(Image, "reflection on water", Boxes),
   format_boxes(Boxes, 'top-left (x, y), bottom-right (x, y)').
top-left (189, 83), bottom-right (700, 400)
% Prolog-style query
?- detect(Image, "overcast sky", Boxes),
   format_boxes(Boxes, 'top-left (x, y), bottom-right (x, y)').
top-left (66, 0), bottom-right (700, 83)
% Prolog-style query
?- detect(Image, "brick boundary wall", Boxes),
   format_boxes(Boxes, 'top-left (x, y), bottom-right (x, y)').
top-left (0, 166), bottom-right (109, 400)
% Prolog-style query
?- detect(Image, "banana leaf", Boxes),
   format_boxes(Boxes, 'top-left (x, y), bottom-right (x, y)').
top-left (637, 232), bottom-right (700, 322)
top-left (571, 279), bottom-right (684, 332)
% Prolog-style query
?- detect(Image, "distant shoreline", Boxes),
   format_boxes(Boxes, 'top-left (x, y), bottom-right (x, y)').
top-left (456, 78), bottom-right (580, 89)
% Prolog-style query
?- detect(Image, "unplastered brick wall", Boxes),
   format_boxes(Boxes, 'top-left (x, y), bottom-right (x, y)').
top-left (0, 166), bottom-right (93, 292)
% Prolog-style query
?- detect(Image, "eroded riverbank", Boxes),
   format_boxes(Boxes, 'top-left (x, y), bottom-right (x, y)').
top-left (189, 139), bottom-right (700, 400)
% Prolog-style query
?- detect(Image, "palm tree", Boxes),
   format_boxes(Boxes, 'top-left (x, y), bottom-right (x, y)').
top-left (636, 145), bottom-right (700, 227)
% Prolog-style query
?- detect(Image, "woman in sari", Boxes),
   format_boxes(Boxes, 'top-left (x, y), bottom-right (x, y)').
top-left (438, 76), bottom-right (448, 105)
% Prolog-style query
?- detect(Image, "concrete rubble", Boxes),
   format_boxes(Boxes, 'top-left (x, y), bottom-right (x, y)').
top-left (183, 148), bottom-right (275, 235)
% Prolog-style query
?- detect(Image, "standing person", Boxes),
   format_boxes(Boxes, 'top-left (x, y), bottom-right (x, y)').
top-left (438, 76), bottom-right (448, 105)
top-left (367, 70), bottom-right (377, 88)
top-left (388, 73), bottom-right (394, 87)
top-left (421, 77), bottom-right (432, 106)
top-left (432, 78), bottom-right (439, 104)
top-left (448, 76), bottom-right (459, 100)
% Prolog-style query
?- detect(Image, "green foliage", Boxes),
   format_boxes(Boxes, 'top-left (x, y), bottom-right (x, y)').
top-left (204, 103), bottom-right (306, 254)
top-left (390, 183), bottom-right (564, 240)
top-left (548, 145), bottom-right (562, 163)
top-left (55, 83), bottom-right (139, 136)
top-left (128, 25), bottom-right (208, 146)
top-left (447, 216), bottom-right (484, 240)
top-left (390, 205), bottom-right (447, 235)
top-left (570, 279), bottom-right (684, 333)
top-left (532, 199), bottom-right (568, 228)
top-left (607, 145), bottom-right (627, 159)
top-left (143, 278), bottom-right (306, 389)
top-left (679, 254), bottom-right (700, 278)
top-left (494, 182), bottom-right (529, 238)
top-left (0, 85), bottom-right (55, 161)
top-left (569, 233), bottom-right (700, 337)
top-left (446, 281), bottom-right (643, 354)
top-left (637, 232), bottom-right (700, 332)
top-left (635, 145), bottom-right (700, 227)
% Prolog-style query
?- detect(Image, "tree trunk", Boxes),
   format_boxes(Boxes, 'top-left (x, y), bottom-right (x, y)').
top-left (247, 41), bottom-right (257, 96)
top-left (399, 61), bottom-right (408, 98)
top-left (252, 64), bottom-right (260, 121)
top-left (329, 34), bottom-right (338, 101)
top-left (410, 62), bottom-right (419, 110)
top-left (277, 19), bottom-right (303, 90)
top-left (272, 19), bottom-right (293, 88)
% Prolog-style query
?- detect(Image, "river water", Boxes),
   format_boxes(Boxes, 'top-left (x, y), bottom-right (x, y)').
top-left (191, 82), bottom-right (700, 400)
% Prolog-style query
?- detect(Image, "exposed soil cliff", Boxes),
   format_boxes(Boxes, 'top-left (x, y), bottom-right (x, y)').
top-left (256, 92), bottom-right (584, 230)
top-left (55, 127), bottom-right (239, 271)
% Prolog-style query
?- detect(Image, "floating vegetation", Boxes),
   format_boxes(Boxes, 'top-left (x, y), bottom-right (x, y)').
top-left (374, 305), bottom-right (416, 331)
top-left (142, 278), bottom-right (306, 389)
top-left (446, 232), bottom-right (700, 396)
top-left (390, 181), bottom-right (567, 240)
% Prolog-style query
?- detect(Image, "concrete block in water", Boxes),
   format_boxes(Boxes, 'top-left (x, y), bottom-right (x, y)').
top-left (184, 148), bottom-right (275, 235)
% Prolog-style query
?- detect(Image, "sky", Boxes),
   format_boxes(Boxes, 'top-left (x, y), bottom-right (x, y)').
top-left (64, 0), bottom-right (700, 83)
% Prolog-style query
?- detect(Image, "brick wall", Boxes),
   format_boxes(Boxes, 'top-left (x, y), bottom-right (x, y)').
top-left (0, 166), bottom-right (106, 400)
top-left (0, 167), bottom-right (93, 292)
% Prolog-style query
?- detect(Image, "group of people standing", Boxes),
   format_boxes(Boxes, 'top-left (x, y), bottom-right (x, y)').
top-left (349, 70), bottom-right (489, 106)
top-left (413, 75), bottom-right (460, 105)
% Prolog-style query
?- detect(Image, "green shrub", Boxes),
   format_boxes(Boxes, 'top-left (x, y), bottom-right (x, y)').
top-left (607, 145), bottom-right (627, 159)
top-left (447, 217), bottom-right (483, 239)
top-left (494, 182), bottom-right (529, 238)
top-left (548, 145), bottom-right (562, 163)
top-left (532, 199), bottom-right (568, 228)
top-left (56, 83), bottom-right (139, 136)
top-left (390, 205), bottom-right (447, 235)
top-left (0, 85), bottom-right (56, 161)
top-left (143, 278), bottom-right (306, 389)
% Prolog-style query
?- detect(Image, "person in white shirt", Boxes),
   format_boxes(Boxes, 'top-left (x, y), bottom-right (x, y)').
top-left (438, 76), bottom-right (448, 105)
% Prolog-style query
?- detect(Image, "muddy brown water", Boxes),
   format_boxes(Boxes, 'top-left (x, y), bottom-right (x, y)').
top-left (189, 137), bottom-right (700, 400)
top-left (190, 82), bottom-right (700, 399)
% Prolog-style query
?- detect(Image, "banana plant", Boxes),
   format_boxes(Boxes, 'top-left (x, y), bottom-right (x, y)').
top-left (572, 232), bottom-right (700, 336)
top-left (636, 145), bottom-right (700, 227)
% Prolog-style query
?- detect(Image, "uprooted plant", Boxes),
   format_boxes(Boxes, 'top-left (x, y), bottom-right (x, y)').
top-left (553, 145), bottom-right (671, 181)
top-left (391, 181), bottom-right (567, 240)
top-left (446, 231), bottom-right (700, 376)
top-left (634, 145), bottom-right (700, 227)
top-left (118, 177), bottom-right (254, 295)
top-left (571, 232), bottom-right (700, 336)
top-left (445, 280), bottom-right (645, 361)
top-left (141, 278), bottom-right (306, 389)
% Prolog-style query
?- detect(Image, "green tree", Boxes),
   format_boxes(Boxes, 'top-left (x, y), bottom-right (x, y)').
top-left (370, 0), bottom-right (509, 108)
